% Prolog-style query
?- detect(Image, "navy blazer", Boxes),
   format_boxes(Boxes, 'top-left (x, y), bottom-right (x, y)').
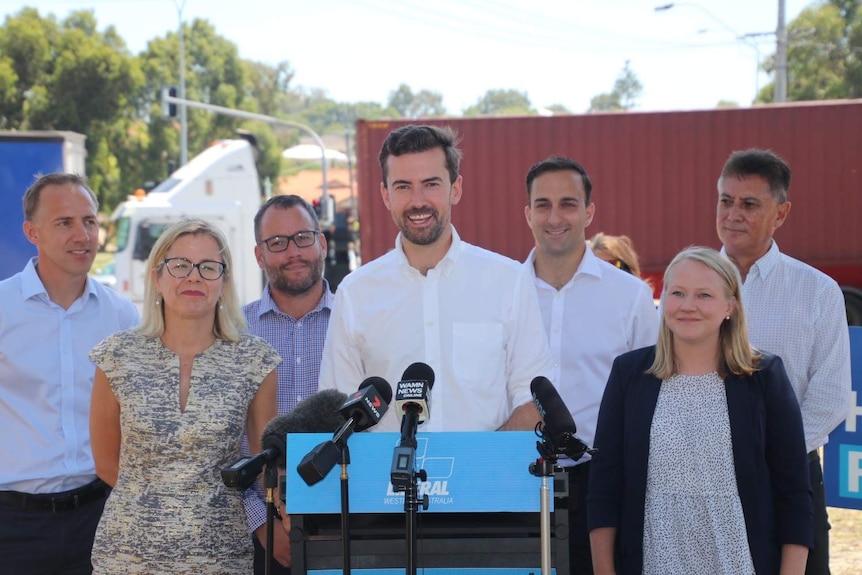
top-left (587, 346), bottom-right (813, 575)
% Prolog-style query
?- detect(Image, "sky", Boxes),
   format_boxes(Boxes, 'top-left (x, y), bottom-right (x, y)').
top-left (2, 0), bottom-right (814, 114)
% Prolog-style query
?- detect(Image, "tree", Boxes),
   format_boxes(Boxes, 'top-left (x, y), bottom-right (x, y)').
top-left (588, 60), bottom-right (642, 113)
top-left (759, 0), bottom-right (862, 101)
top-left (387, 84), bottom-right (446, 118)
top-left (463, 89), bottom-right (533, 116)
top-left (0, 8), bottom-right (145, 204)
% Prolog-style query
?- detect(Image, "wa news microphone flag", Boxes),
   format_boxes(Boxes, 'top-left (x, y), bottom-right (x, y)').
top-left (394, 362), bottom-right (435, 423)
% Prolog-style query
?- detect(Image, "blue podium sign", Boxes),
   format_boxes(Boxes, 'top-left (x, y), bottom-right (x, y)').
top-left (824, 327), bottom-right (862, 509)
top-left (285, 432), bottom-right (541, 514)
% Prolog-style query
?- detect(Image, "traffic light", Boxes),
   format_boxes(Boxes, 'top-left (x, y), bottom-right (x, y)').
top-left (161, 85), bottom-right (178, 118)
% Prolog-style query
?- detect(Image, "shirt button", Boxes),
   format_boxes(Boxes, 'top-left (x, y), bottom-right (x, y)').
top-left (295, 357), bottom-right (301, 364)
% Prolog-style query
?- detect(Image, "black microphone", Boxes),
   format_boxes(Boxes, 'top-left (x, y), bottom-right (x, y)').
top-left (530, 376), bottom-right (593, 461)
top-left (336, 376), bottom-right (393, 437)
top-left (394, 362), bottom-right (435, 424)
top-left (221, 389), bottom-right (347, 490)
top-left (298, 377), bottom-right (393, 486)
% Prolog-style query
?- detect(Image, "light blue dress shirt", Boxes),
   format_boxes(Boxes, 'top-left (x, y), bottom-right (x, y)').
top-left (0, 258), bottom-right (139, 494)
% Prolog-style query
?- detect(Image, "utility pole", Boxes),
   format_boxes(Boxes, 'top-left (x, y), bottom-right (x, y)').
top-left (775, 0), bottom-right (788, 102)
top-left (174, 0), bottom-right (188, 165)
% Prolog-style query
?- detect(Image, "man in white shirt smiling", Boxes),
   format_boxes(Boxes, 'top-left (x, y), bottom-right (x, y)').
top-left (716, 148), bottom-right (851, 575)
top-left (319, 124), bottom-right (553, 432)
top-left (523, 156), bottom-right (659, 575)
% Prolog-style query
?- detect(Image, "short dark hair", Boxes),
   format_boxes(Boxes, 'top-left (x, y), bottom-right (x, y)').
top-left (720, 148), bottom-right (790, 203)
top-left (253, 194), bottom-right (320, 241)
top-left (23, 173), bottom-right (98, 221)
top-left (525, 156), bottom-right (593, 204)
top-left (379, 124), bottom-right (462, 186)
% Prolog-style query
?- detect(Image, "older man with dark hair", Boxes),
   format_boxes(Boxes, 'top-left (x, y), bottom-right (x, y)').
top-left (716, 148), bottom-right (851, 575)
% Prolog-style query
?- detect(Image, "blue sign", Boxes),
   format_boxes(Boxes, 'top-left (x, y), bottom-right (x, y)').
top-left (824, 327), bottom-right (862, 509)
top-left (285, 432), bottom-right (541, 514)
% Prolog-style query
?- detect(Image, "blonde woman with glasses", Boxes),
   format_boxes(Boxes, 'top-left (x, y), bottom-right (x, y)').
top-left (88, 218), bottom-right (279, 574)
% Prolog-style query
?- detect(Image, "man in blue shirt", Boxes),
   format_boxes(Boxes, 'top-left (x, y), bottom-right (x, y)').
top-left (241, 194), bottom-right (335, 574)
top-left (0, 173), bottom-right (139, 574)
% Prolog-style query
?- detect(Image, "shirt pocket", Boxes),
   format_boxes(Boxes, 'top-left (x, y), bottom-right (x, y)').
top-left (451, 323), bottom-right (505, 387)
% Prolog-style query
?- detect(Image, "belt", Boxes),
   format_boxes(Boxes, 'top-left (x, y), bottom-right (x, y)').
top-left (0, 479), bottom-right (110, 513)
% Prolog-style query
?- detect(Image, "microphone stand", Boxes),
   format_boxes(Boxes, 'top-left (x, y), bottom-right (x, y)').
top-left (338, 443), bottom-right (351, 575)
top-left (529, 441), bottom-right (558, 575)
top-left (391, 408), bottom-right (428, 575)
top-left (263, 462), bottom-right (279, 575)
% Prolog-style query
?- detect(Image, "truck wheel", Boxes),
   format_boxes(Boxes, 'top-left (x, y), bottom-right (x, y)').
top-left (843, 288), bottom-right (862, 327)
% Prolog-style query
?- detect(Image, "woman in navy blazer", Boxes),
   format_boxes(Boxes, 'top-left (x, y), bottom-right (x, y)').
top-left (587, 247), bottom-right (812, 575)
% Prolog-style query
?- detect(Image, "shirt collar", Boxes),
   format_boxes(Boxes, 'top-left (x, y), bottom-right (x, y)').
top-left (256, 278), bottom-right (335, 319)
top-left (523, 244), bottom-right (603, 289)
top-left (720, 240), bottom-right (781, 281)
top-left (393, 224), bottom-right (462, 276)
top-left (21, 257), bottom-right (99, 304)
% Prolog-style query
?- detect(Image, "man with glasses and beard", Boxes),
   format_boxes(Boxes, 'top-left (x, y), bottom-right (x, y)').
top-left (240, 194), bottom-right (335, 574)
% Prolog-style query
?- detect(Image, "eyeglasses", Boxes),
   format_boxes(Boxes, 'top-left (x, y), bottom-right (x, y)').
top-left (259, 231), bottom-right (320, 253)
top-left (161, 257), bottom-right (226, 280)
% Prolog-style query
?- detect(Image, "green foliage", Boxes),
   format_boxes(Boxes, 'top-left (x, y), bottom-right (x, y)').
top-left (759, 0), bottom-right (862, 101)
top-left (463, 89), bottom-right (534, 116)
top-left (588, 61), bottom-right (642, 113)
top-left (387, 84), bottom-right (447, 118)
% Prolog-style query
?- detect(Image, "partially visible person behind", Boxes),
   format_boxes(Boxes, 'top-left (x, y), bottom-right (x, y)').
top-left (589, 246), bottom-right (812, 575)
top-left (89, 218), bottom-right (279, 575)
top-left (0, 173), bottom-right (139, 575)
top-left (242, 194), bottom-right (335, 574)
top-left (320, 124), bottom-right (553, 432)
top-left (589, 232), bottom-right (651, 288)
top-left (523, 157), bottom-right (659, 575)
top-left (716, 149), bottom-right (851, 575)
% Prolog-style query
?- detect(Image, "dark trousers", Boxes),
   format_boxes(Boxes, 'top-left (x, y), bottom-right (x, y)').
top-left (253, 534), bottom-right (291, 575)
top-left (567, 462), bottom-right (594, 575)
top-left (0, 490), bottom-right (107, 575)
top-left (806, 451), bottom-right (831, 575)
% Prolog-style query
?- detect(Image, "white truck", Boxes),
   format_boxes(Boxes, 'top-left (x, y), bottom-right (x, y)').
top-left (111, 139), bottom-right (263, 309)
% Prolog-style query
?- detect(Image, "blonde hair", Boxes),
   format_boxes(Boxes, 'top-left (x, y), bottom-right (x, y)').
top-left (138, 218), bottom-right (246, 341)
top-left (589, 232), bottom-right (651, 287)
top-left (648, 246), bottom-right (759, 379)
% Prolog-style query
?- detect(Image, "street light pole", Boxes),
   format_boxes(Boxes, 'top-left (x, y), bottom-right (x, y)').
top-left (162, 94), bottom-right (330, 202)
top-left (775, 0), bottom-right (788, 102)
top-left (655, 3), bottom-right (765, 104)
top-left (174, 0), bottom-right (188, 165)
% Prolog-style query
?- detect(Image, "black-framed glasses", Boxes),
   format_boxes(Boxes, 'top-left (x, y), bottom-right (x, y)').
top-left (161, 257), bottom-right (226, 280)
top-left (259, 231), bottom-right (320, 253)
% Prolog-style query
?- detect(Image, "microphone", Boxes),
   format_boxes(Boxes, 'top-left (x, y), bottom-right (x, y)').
top-left (220, 389), bottom-right (347, 490)
top-left (394, 362), bottom-right (435, 424)
top-left (335, 376), bottom-right (393, 438)
top-left (530, 376), bottom-right (593, 461)
top-left (298, 377), bottom-right (393, 486)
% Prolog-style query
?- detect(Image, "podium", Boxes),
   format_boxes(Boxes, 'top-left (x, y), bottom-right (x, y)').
top-left (285, 432), bottom-right (571, 575)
